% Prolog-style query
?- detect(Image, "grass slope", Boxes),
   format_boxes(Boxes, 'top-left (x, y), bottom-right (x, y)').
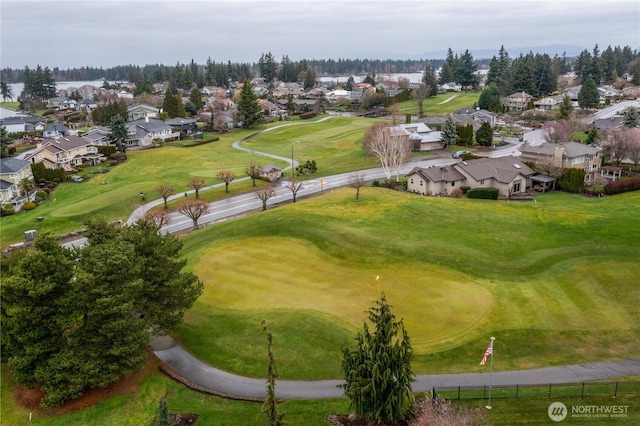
top-left (176, 188), bottom-right (640, 379)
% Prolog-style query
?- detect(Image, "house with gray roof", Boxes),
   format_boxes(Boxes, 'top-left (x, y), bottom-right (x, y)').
top-left (25, 136), bottom-right (104, 171)
top-left (127, 103), bottom-right (159, 121)
top-left (503, 92), bottom-right (533, 112)
top-left (0, 158), bottom-right (35, 209)
top-left (391, 123), bottom-right (443, 151)
top-left (126, 117), bottom-right (179, 147)
top-left (1, 115), bottom-right (43, 134)
top-left (518, 141), bottom-right (603, 178)
top-left (406, 156), bottom-right (534, 196)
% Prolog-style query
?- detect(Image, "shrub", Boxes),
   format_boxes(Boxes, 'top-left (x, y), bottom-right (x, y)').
top-left (22, 201), bottom-right (37, 211)
top-left (35, 190), bottom-right (48, 202)
top-left (97, 145), bottom-right (116, 157)
top-left (299, 112), bottom-right (317, 120)
top-left (559, 168), bottom-right (585, 193)
top-left (76, 164), bottom-right (88, 171)
top-left (451, 188), bottom-right (464, 198)
top-left (372, 180), bottom-right (380, 187)
top-left (466, 187), bottom-right (499, 200)
top-left (460, 186), bottom-right (471, 194)
top-left (604, 177), bottom-right (640, 195)
top-left (110, 152), bottom-right (127, 162)
top-left (1, 205), bottom-right (16, 216)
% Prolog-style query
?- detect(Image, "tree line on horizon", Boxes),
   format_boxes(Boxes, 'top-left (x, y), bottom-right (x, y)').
top-left (2, 43), bottom-right (637, 88)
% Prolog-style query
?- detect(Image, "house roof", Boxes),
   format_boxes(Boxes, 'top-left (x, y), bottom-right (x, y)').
top-left (0, 158), bottom-right (31, 174)
top-left (259, 165), bottom-right (282, 173)
top-left (519, 141), bottom-right (600, 158)
top-left (0, 115), bottom-right (42, 125)
top-left (594, 117), bottom-right (624, 129)
top-left (127, 103), bottom-right (159, 112)
top-left (164, 118), bottom-right (197, 126)
top-left (456, 156), bottom-right (534, 183)
top-left (41, 135), bottom-right (92, 153)
top-left (407, 165), bottom-right (465, 183)
top-left (128, 118), bottom-right (172, 133)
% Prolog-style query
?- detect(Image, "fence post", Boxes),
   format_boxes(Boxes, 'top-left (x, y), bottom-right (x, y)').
top-left (516, 384), bottom-right (519, 399)
top-left (614, 381), bottom-right (618, 398)
top-left (432, 387), bottom-right (436, 400)
top-left (548, 384), bottom-right (552, 398)
top-left (457, 386), bottom-right (461, 401)
top-left (582, 382), bottom-right (585, 398)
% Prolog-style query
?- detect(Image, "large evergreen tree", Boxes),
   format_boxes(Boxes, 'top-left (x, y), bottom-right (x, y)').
top-left (108, 114), bottom-right (128, 153)
top-left (162, 88), bottom-right (179, 118)
top-left (341, 294), bottom-right (414, 423)
top-left (258, 52), bottom-right (278, 82)
top-left (456, 50), bottom-right (477, 89)
top-left (475, 122), bottom-right (494, 146)
top-left (478, 84), bottom-right (501, 112)
top-left (237, 80), bottom-right (264, 128)
top-left (578, 77), bottom-right (599, 109)
top-left (1, 220), bottom-right (203, 407)
top-left (440, 116), bottom-right (458, 147)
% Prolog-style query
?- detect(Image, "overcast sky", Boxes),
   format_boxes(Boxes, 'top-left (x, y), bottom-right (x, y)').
top-left (1, 0), bottom-right (639, 69)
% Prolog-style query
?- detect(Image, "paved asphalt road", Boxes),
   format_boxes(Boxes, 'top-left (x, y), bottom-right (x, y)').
top-left (151, 336), bottom-right (640, 400)
top-left (66, 116), bottom-right (640, 399)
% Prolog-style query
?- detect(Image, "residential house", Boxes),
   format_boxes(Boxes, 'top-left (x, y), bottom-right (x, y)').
top-left (25, 136), bottom-right (104, 171)
top-left (81, 125), bottom-right (111, 146)
top-left (79, 99), bottom-right (99, 112)
top-left (391, 123), bottom-right (443, 151)
top-left (455, 108), bottom-right (497, 127)
top-left (127, 103), bottom-right (159, 121)
top-left (1, 116), bottom-right (43, 134)
top-left (258, 99), bottom-right (284, 118)
top-left (406, 156), bottom-right (534, 196)
top-left (0, 158), bottom-right (35, 209)
top-left (165, 118), bottom-right (198, 135)
top-left (272, 82), bottom-right (305, 98)
top-left (503, 92), bottom-right (533, 111)
top-left (438, 82), bottom-right (462, 92)
top-left (325, 89), bottom-right (351, 102)
top-left (534, 96), bottom-right (562, 111)
top-left (276, 98), bottom-right (325, 115)
top-left (518, 141), bottom-right (603, 183)
top-left (406, 165), bottom-right (466, 195)
top-left (43, 122), bottom-right (69, 138)
top-left (126, 117), bottom-right (179, 147)
top-left (259, 165), bottom-right (283, 182)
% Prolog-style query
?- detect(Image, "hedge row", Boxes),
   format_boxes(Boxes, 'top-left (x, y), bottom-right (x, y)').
top-left (603, 177), bottom-right (640, 195)
top-left (466, 187), bottom-right (499, 200)
top-left (166, 137), bottom-right (220, 148)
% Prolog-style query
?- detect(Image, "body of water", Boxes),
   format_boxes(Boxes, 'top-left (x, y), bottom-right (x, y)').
top-left (5, 80), bottom-right (115, 102)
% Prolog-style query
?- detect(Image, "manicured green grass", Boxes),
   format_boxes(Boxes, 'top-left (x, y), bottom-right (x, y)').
top-left (0, 366), bottom-right (350, 426)
top-left (0, 117), bottom-right (378, 247)
top-left (176, 189), bottom-right (640, 379)
top-left (397, 92), bottom-right (481, 115)
top-left (1, 101), bottom-right (20, 110)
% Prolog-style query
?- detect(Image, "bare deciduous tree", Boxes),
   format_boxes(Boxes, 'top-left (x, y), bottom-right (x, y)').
top-left (156, 184), bottom-right (174, 209)
top-left (602, 127), bottom-right (635, 166)
top-left (532, 161), bottom-right (564, 179)
top-left (411, 84), bottom-right (430, 117)
top-left (410, 396), bottom-right (490, 426)
top-left (363, 123), bottom-right (412, 182)
top-left (542, 119), bottom-right (574, 144)
top-left (143, 210), bottom-right (171, 228)
top-left (178, 199), bottom-right (210, 230)
top-left (256, 186), bottom-right (275, 211)
top-left (216, 170), bottom-right (235, 193)
top-left (348, 172), bottom-right (366, 200)
top-left (187, 177), bottom-right (206, 199)
top-left (246, 162), bottom-right (261, 186)
top-left (623, 128), bottom-right (640, 167)
top-left (284, 178), bottom-right (303, 203)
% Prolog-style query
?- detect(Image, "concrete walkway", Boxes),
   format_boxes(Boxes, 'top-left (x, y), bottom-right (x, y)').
top-left (151, 337), bottom-right (640, 401)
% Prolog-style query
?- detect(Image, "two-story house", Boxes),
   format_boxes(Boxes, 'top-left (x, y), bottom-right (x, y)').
top-left (126, 117), bottom-right (179, 147)
top-left (519, 141), bottom-right (603, 183)
top-left (25, 136), bottom-right (104, 171)
top-left (127, 103), bottom-right (159, 121)
top-left (503, 92), bottom-right (533, 111)
top-left (391, 123), bottom-right (443, 151)
top-left (0, 158), bottom-right (35, 209)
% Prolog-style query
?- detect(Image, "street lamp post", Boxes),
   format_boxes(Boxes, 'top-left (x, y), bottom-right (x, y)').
top-left (291, 141), bottom-right (300, 178)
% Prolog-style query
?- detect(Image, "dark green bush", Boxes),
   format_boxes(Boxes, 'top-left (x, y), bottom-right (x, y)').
top-left (35, 191), bottom-right (48, 202)
top-left (466, 187), bottom-right (499, 200)
top-left (559, 168), bottom-right (585, 193)
top-left (1, 205), bottom-right (16, 216)
top-left (460, 186), bottom-right (471, 194)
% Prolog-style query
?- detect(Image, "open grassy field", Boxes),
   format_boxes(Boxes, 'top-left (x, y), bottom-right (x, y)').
top-left (175, 188), bottom-right (640, 379)
top-left (0, 116), bottom-right (379, 247)
top-left (397, 91), bottom-right (481, 115)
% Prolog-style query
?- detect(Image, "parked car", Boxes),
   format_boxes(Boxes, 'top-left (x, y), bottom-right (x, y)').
top-left (452, 150), bottom-right (469, 158)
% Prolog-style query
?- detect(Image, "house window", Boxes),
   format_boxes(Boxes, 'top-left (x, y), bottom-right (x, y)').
top-left (451, 181), bottom-right (455, 187)
top-left (420, 181), bottom-right (423, 186)
top-left (513, 181), bottom-right (521, 193)
top-left (410, 179), bottom-right (414, 184)
top-left (480, 179), bottom-right (485, 185)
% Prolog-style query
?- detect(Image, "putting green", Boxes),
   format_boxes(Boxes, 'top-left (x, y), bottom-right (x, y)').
top-left (194, 237), bottom-right (494, 353)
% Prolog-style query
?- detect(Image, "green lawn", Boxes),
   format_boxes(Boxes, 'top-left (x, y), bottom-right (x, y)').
top-left (397, 92), bottom-right (481, 116)
top-left (0, 116), bottom-right (378, 247)
top-left (174, 189), bottom-right (640, 379)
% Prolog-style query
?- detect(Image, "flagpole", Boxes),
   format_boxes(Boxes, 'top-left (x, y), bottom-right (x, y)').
top-left (486, 336), bottom-right (495, 410)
